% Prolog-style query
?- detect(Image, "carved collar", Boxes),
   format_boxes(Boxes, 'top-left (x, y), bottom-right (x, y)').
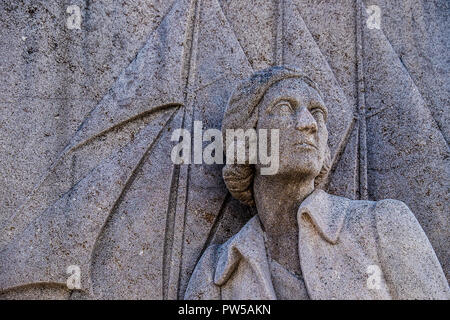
top-left (297, 189), bottom-right (350, 244)
top-left (213, 189), bottom-right (351, 288)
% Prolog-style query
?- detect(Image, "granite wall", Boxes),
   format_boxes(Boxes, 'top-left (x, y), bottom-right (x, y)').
top-left (0, 0), bottom-right (448, 299)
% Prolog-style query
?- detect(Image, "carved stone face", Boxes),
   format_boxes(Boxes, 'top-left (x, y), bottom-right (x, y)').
top-left (256, 77), bottom-right (329, 180)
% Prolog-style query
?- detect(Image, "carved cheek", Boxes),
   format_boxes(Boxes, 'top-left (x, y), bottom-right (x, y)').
top-left (318, 125), bottom-right (329, 153)
top-left (318, 120), bottom-right (328, 137)
top-left (266, 114), bottom-right (294, 130)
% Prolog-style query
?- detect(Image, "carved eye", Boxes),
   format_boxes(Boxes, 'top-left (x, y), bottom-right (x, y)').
top-left (309, 105), bottom-right (327, 122)
top-left (272, 100), bottom-right (294, 115)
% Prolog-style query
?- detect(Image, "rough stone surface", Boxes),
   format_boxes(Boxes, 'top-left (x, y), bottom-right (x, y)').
top-left (186, 68), bottom-right (448, 300)
top-left (0, 0), bottom-right (448, 299)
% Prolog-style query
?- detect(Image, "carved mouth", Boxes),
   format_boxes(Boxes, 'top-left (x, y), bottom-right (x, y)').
top-left (295, 142), bottom-right (318, 150)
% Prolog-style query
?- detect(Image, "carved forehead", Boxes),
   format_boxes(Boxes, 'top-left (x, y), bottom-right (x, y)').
top-left (260, 77), bottom-right (325, 107)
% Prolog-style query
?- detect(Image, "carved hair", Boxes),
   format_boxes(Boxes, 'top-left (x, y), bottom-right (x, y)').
top-left (222, 66), bottom-right (331, 206)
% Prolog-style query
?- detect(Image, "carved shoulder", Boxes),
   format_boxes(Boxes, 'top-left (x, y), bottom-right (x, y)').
top-left (372, 199), bottom-right (449, 299)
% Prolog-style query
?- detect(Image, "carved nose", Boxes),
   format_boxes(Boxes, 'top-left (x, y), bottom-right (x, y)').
top-left (295, 108), bottom-right (317, 134)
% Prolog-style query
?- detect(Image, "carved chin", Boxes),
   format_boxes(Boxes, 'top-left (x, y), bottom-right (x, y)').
top-left (277, 157), bottom-right (322, 179)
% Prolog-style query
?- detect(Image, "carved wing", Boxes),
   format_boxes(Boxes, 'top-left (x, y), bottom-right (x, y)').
top-left (0, 0), bottom-right (188, 297)
top-left (1, 0), bottom-right (447, 299)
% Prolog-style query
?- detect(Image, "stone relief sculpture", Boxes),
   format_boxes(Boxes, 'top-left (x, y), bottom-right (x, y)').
top-left (0, 0), bottom-right (448, 300)
top-left (185, 66), bottom-right (449, 300)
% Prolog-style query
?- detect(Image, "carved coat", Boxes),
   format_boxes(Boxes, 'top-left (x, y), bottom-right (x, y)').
top-left (185, 190), bottom-right (449, 300)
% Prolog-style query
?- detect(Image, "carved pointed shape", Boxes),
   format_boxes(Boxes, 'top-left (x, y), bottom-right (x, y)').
top-left (0, 107), bottom-right (178, 292)
top-left (6, 0), bottom-right (193, 244)
top-left (174, 0), bottom-right (254, 298)
top-left (361, 3), bottom-right (449, 278)
top-left (65, 0), bottom-right (191, 152)
top-left (282, 0), bottom-right (355, 164)
top-left (89, 108), bottom-right (185, 299)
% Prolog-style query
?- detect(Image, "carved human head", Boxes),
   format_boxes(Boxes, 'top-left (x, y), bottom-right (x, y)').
top-left (222, 66), bottom-right (331, 206)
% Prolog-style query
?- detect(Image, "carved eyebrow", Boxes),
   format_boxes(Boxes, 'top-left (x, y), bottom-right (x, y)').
top-left (266, 97), bottom-right (298, 114)
top-left (308, 101), bottom-right (328, 121)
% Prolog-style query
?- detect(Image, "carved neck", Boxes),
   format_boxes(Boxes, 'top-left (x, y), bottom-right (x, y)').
top-left (253, 174), bottom-right (314, 236)
top-left (252, 174), bottom-right (315, 275)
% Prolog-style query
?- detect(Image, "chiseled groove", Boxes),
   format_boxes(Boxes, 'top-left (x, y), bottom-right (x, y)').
top-left (9, 104), bottom-right (181, 239)
top-left (0, 282), bottom-right (69, 296)
top-left (325, 118), bottom-right (358, 189)
top-left (162, 161), bottom-right (181, 300)
top-left (173, 0), bottom-right (201, 294)
top-left (395, 52), bottom-right (448, 147)
top-left (364, 0), bottom-right (448, 147)
top-left (176, 163), bottom-right (191, 299)
top-left (356, 0), bottom-right (368, 200)
top-left (181, 0), bottom-right (199, 102)
top-left (68, 103), bottom-right (183, 153)
top-left (182, 1), bottom-right (252, 284)
top-left (274, 0), bottom-right (285, 65)
top-left (13, 0), bottom-right (181, 220)
top-left (193, 193), bottom-right (231, 270)
top-left (165, 0), bottom-right (199, 300)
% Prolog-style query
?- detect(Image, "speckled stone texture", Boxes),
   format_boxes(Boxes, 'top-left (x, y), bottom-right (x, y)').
top-left (186, 67), bottom-right (448, 300)
top-left (0, 0), bottom-right (448, 299)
